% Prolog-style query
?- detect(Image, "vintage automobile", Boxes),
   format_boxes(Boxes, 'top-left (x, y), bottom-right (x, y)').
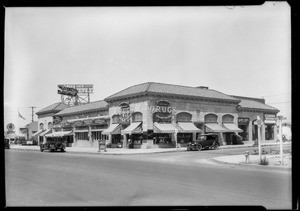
top-left (40, 139), bottom-right (66, 152)
top-left (4, 138), bottom-right (10, 149)
top-left (187, 133), bottom-right (220, 151)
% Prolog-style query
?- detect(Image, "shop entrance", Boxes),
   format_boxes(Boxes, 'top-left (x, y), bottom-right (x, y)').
top-left (153, 133), bottom-right (172, 148)
top-left (177, 133), bottom-right (193, 146)
top-left (238, 125), bottom-right (248, 141)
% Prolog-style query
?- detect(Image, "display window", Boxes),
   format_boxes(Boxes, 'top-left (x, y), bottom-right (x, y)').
top-left (177, 133), bottom-right (192, 143)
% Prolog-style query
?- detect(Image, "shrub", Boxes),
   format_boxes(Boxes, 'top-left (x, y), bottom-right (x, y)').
top-left (252, 140), bottom-right (258, 147)
top-left (252, 149), bottom-right (258, 155)
top-left (259, 156), bottom-right (269, 165)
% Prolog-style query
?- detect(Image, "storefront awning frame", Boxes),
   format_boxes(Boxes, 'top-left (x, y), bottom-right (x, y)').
top-left (40, 129), bottom-right (51, 136)
top-left (176, 122), bottom-right (202, 133)
top-left (222, 123), bottom-right (243, 133)
top-left (205, 123), bottom-right (228, 133)
top-left (121, 122), bottom-right (143, 135)
top-left (45, 131), bottom-right (73, 138)
top-left (102, 123), bottom-right (122, 135)
top-left (32, 130), bottom-right (43, 137)
top-left (153, 122), bottom-right (180, 133)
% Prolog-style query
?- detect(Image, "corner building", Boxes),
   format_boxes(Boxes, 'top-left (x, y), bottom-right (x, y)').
top-left (103, 82), bottom-right (245, 148)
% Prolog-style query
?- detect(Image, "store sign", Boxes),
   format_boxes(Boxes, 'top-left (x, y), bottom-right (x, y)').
top-left (6, 123), bottom-right (15, 131)
top-left (149, 100), bottom-right (176, 113)
top-left (57, 85), bottom-right (78, 96)
top-left (58, 84), bottom-right (93, 95)
top-left (53, 116), bottom-right (62, 124)
top-left (238, 118), bottom-right (250, 125)
top-left (117, 102), bottom-right (133, 123)
top-left (264, 114), bottom-right (276, 120)
top-left (151, 100), bottom-right (176, 122)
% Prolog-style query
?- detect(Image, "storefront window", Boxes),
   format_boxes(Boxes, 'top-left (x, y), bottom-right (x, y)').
top-left (112, 115), bottom-right (120, 124)
top-left (132, 112), bottom-right (143, 122)
top-left (39, 123), bottom-right (44, 130)
top-left (75, 132), bottom-right (89, 140)
top-left (176, 112), bottom-right (192, 122)
top-left (177, 133), bottom-right (192, 143)
top-left (222, 114), bottom-right (234, 123)
top-left (204, 114), bottom-right (218, 123)
top-left (153, 134), bottom-right (171, 144)
top-left (48, 122), bottom-right (53, 129)
top-left (112, 134), bottom-right (121, 144)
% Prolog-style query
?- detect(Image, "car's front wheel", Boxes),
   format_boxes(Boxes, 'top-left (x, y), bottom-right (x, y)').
top-left (40, 146), bottom-right (44, 152)
top-left (196, 144), bottom-right (202, 151)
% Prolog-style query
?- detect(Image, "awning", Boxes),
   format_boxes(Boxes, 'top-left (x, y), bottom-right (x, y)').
top-left (32, 130), bottom-right (43, 137)
top-left (121, 122), bottom-right (143, 134)
top-left (45, 131), bottom-right (73, 137)
top-left (40, 129), bottom-right (51, 136)
top-left (102, 124), bottom-right (122, 135)
top-left (205, 123), bottom-right (228, 133)
top-left (264, 120), bottom-right (276, 124)
top-left (222, 123), bottom-right (243, 132)
top-left (153, 122), bottom-right (179, 133)
top-left (67, 115), bottom-right (110, 123)
top-left (177, 122), bottom-right (201, 133)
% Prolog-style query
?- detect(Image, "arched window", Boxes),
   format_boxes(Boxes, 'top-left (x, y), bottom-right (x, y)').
top-left (48, 122), bottom-right (53, 129)
top-left (204, 113), bottom-right (218, 123)
top-left (112, 115), bottom-right (120, 124)
top-left (222, 114), bottom-right (234, 123)
top-left (39, 123), bottom-right (44, 130)
top-left (132, 112), bottom-right (143, 122)
top-left (176, 112), bottom-right (192, 122)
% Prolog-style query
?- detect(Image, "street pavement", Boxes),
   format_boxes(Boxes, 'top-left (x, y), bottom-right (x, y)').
top-left (8, 142), bottom-right (292, 170)
top-left (5, 149), bottom-right (292, 208)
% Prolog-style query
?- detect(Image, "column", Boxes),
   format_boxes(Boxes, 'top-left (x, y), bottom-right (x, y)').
top-left (73, 126), bottom-right (76, 147)
top-left (274, 123), bottom-right (278, 142)
top-left (123, 134), bottom-right (127, 148)
top-left (192, 133), bottom-right (196, 141)
top-left (248, 122), bottom-right (253, 142)
top-left (262, 124), bottom-right (266, 141)
top-left (88, 126), bottom-right (92, 147)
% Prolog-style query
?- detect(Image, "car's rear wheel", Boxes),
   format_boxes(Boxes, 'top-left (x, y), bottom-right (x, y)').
top-left (61, 148), bottom-right (65, 152)
top-left (196, 144), bottom-right (202, 151)
top-left (213, 142), bottom-right (220, 150)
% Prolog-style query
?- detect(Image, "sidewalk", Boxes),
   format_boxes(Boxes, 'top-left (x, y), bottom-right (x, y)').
top-left (210, 154), bottom-right (292, 170)
top-left (8, 143), bottom-right (255, 155)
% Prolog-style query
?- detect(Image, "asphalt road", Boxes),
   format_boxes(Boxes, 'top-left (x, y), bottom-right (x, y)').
top-left (5, 148), bottom-right (292, 209)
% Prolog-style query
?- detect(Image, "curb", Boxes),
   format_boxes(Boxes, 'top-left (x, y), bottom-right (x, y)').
top-left (208, 157), bottom-right (291, 171)
top-left (8, 147), bottom-right (186, 155)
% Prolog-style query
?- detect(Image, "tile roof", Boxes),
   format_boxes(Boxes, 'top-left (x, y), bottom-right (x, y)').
top-left (105, 82), bottom-right (240, 102)
top-left (36, 102), bottom-right (69, 115)
top-left (55, 100), bottom-right (108, 116)
top-left (236, 98), bottom-right (279, 112)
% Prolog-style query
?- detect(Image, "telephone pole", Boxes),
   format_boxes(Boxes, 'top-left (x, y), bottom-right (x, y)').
top-left (29, 106), bottom-right (36, 122)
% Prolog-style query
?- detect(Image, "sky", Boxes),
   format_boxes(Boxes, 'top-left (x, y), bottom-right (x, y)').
top-left (4, 2), bottom-right (291, 131)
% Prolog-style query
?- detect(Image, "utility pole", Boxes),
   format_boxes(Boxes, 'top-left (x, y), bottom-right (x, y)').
top-left (29, 106), bottom-right (36, 122)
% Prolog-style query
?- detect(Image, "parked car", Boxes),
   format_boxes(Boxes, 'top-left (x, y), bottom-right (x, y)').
top-left (4, 138), bottom-right (10, 149)
top-left (187, 133), bottom-right (220, 151)
top-left (40, 139), bottom-right (66, 152)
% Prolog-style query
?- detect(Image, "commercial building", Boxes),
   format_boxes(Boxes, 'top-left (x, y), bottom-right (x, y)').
top-left (38, 82), bottom-right (280, 149)
top-left (52, 100), bottom-right (109, 148)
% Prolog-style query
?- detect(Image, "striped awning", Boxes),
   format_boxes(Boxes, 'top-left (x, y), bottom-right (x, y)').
top-left (102, 124), bottom-right (122, 135)
top-left (153, 122), bottom-right (179, 133)
top-left (205, 123), bottom-right (228, 133)
top-left (177, 122), bottom-right (201, 133)
top-left (222, 123), bottom-right (243, 132)
top-left (40, 129), bottom-right (51, 136)
top-left (121, 122), bottom-right (143, 134)
top-left (45, 131), bottom-right (73, 137)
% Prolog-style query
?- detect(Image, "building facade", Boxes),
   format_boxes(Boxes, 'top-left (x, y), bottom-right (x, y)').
top-left (53, 100), bottom-right (109, 148)
top-left (36, 82), bottom-right (280, 149)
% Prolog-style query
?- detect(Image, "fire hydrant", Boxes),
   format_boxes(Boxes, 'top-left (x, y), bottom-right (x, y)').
top-left (245, 151), bottom-right (250, 163)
